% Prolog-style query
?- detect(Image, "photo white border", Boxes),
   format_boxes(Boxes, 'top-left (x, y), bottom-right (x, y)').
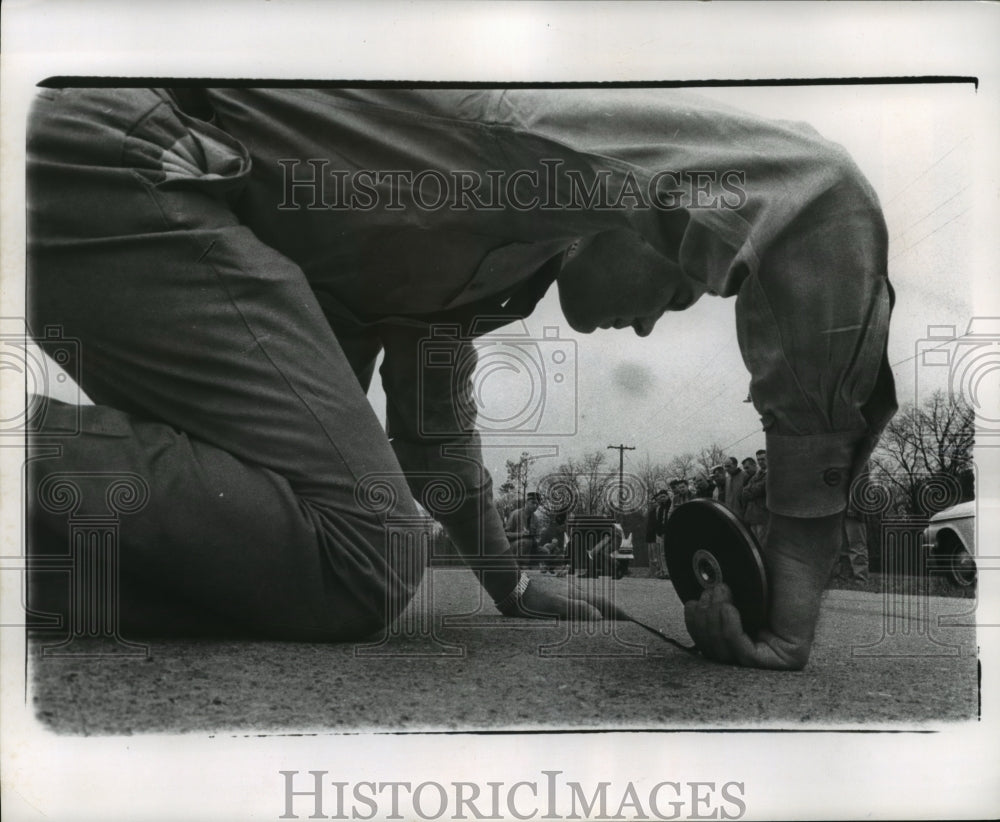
top-left (2, 2), bottom-right (999, 820)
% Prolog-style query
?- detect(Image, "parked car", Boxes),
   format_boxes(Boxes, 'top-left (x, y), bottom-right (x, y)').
top-left (923, 501), bottom-right (977, 587)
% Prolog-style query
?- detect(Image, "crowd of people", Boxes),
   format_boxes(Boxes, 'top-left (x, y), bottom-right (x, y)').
top-left (644, 450), bottom-right (768, 579)
top-left (504, 444), bottom-right (867, 586)
top-left (505, 448), bottom-right (868, 582)
top-left (643, 449), bottom-right (866, 584)
top-left (503, 492), bottom-right (576, 575)
top-left (501, 449), bottom-right (771, 580)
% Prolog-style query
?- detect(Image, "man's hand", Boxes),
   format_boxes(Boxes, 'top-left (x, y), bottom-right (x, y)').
top-left (684, 584), bottom-right (811, 670)
top-left (499, 574), bottom-right (609, 621)
top-left (684, 512), bottom-right (842, 670)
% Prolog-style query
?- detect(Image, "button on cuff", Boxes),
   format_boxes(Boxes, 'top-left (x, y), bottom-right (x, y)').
top-left (765, 430), bottom-right (865, 518)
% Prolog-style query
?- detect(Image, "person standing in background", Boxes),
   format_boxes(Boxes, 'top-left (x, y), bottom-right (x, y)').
top-left (836, 501), bottom-right (870, 584)
top-left (670, 478), bottom-right (693, 511)
top-left (711, 465), bottom-right (728, 504)
top-left (645, 489), bottom-right (671, 579)
top-left (694, 476), bottom-right (716, 500)
top-left (506, 492), bottom-right (541, 566)
top-left (742, 455), bottom-right (769, 543)
top-left (724, 457), bottom-right (747, 520)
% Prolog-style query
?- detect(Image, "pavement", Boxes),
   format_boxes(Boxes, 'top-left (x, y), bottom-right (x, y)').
top-left (27, 570), bottom-right (980, 735)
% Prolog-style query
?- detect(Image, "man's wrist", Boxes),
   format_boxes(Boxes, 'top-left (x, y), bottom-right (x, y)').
top-left (493, 571), bottom-right (531, 615)
top-left (479, 560), bottom-right (522, 602)
top-left (765, 430), bottom-right (863, 517)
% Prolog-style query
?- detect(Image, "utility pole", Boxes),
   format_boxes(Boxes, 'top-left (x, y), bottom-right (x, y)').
top-left (516, 452), bottom-right (531, 513)
top-left (517, 451), bottom-right (548, 511)
top-left (607, 443), bottom-right (636, 514)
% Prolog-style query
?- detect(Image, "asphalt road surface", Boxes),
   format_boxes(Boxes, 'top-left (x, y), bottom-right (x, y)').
top-left (27, 570), bottom-right (979, 734)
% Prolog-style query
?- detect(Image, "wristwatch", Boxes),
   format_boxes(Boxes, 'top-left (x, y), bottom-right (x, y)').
top-left (493, 571), bottom-right (531, 615)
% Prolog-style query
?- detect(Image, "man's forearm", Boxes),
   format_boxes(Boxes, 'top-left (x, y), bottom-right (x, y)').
top-left (763, 512), bottom-right (842, 666)
top-left (443, 507), bottom-right (522, 602)
top-left (387, 433), bottom-right (523, 602)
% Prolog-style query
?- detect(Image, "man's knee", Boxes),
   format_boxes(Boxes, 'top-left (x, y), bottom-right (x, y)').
top-left (25, 400), bottom-right (426, 642)
top-left (288, 505), bottom-right (428, 641)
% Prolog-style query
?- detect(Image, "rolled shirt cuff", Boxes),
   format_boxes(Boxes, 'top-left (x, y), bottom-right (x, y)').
top-left (765, 429), bottom-right (866, 518)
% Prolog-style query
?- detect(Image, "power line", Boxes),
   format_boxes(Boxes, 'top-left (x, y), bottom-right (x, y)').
top-left (717, 331), bottom-right (979, 453)
top-left (888, 331), bottom-right (975, 370)
top-left (642, 387), bottom-right (726, 449)
top-left (643, 370), bottom-right (742, 447)
top-left (883, 136), bottom-right (969, 208)
top-left (643, 320), bottom-right (969, 458)
top-left (633, 139), bottom-right (972, 464)
top-left (888, 183), bottom-right (969, 246)
top-left (888, 205), bottom-right (971, 264)
top-left (722, 429), bottom-right (761, 453)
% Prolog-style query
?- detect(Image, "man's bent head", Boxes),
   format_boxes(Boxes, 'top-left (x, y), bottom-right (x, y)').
top-left (556, 229), bottom-right (699, 337)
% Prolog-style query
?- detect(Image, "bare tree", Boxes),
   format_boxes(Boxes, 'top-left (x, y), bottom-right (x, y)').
top-left (502, 452), bottom-right (533, 504)
top-left (494, 486), bottom-right (519, 522)
top-left (870, 391), bottom-right (974, 515)
top-left (539, 450), bottom-right (613, 515)
top-left (696, 442), bottom-right (729, 478)
top-left (496, 451), bottom-right (537, 521)
top-left (538, 456), bottom-right (584, 516)
top-left (578, 450), bottom-right (609, 515)
top-left (666, 451), bottom-right (698, 483)
top-left (635, 452), bottom-right (671, 503)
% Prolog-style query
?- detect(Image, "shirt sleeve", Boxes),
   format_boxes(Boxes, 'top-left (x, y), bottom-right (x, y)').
top-left (496, 89), bottom-right (898, 519)
top-left (732, 174), bottom-right (897, 518)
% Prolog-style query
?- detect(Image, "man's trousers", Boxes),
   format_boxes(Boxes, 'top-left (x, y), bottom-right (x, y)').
top-left (26, 88), bottom-right (424, 640)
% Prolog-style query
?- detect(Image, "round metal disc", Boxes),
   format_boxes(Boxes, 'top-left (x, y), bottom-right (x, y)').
top-left (663, 499), bottom-right (769, 636)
